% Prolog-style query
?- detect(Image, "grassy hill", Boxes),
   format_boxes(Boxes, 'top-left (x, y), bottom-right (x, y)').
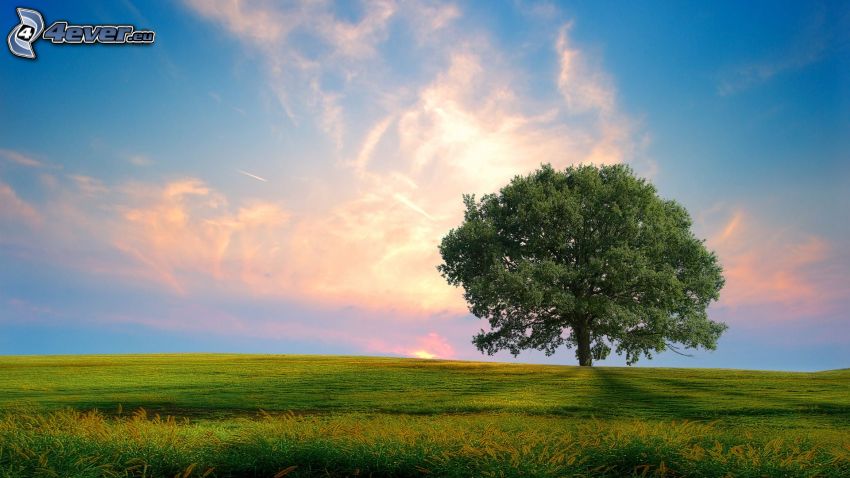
top-left (1, 354), bottom-right (848, 477)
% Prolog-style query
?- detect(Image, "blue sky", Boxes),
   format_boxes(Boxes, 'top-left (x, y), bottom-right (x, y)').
top-left (1, 0), bottom-right (848, 370)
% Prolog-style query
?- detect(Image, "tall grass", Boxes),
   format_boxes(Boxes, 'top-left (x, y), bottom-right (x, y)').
top-left (1, 408), bottom-right (847, 477)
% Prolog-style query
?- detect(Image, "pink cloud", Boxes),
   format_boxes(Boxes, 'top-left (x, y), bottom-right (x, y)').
top-left (556, 22), bottom-right (616, 115)
top-left (139, 3), bottom-right (641, 314)
top-left (0, 5), bottom-right (649, 357)
top-left (0, 181), bottom-right (40, 225)
top-left (28, 29), bottom-right (636, 315)
top-left (0, 149), bottom-right (44, 168)
top-left (112, 179), bottom-right (291, 295)
top-left (96, 301), bottom-right (470, 361)
top-left (708, 209), bottom-right (848, 317)
top-left (69, 175), bottom-right (109, 196)
top-left (0, 32), bottom-right (641, 318)
top-left (4, 298), bottom-right (57, 323)
top-left (368, 332), bottom-right (456, 359)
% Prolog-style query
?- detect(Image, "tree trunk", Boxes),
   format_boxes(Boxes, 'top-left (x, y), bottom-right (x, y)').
top-left (576, 323), bottom-right (592, 366)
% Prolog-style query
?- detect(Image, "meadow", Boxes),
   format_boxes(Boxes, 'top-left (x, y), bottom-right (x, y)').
top-left (0, 354), bottom-right (847, 477)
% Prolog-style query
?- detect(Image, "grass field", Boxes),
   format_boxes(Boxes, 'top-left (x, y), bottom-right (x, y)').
top-left (0, 354), bottom-right (848, 477)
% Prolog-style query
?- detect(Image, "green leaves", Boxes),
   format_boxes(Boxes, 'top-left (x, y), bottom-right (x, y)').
top-left (439, 164), bottom-right (726, 365)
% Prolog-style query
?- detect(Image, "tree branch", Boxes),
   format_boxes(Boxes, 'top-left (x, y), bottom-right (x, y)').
top-left (664, 342), bottom-right (694, 358)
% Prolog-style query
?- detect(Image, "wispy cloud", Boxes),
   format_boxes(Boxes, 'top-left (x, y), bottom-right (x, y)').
top-left (556, 22), bottom-right (615, 115)
top-left (183, 0), bottom-right (404, 143)
top-left (716, 9), bottom-right (828, 96)
top-left (0, 181), bottom-right (40, 225)
top-left (0, 1), bottom-right (646, 354)
top-left (0, 149), bottom-right (44, 168)
top-left (128, 154), bottom-right (153, 167)
top-left (237, 169), bottom-right (269, 182)
top-left (708, 209), bottom-right (849, 318)
top-left (717, 47), bottom-right (825, 96)
top-left (352, 116), bottom-right (393, 171)
top-left (115, 179), bottom-right (290, 294)
top-left (0, 3), bottom-right (643, 316)
top-left (69, 175), bottom-right (109, 196)
top-left (164, 2), bottom-right (642, 316)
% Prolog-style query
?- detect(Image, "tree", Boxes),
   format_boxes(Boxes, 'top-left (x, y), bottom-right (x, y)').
top-left (438, 164), bottom-right (726, 366)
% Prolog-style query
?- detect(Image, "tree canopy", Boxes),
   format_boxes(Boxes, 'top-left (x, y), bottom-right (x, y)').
top-left (438, 164), bottom-right (726, 366)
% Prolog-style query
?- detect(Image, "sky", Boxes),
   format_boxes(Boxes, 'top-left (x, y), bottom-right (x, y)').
top-left (0, 0), bottom-right (848, 371)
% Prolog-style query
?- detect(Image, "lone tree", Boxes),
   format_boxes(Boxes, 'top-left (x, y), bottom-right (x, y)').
top-left (438, 164), bottom-right (726, 366)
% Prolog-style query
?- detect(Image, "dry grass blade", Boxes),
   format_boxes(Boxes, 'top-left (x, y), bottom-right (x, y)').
top-left (182, 463), bottom-right (197, 478)
top-left (274, 465), bottom-right (298, 477)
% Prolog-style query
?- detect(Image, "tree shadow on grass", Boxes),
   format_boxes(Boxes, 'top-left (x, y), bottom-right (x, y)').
top-left (587, 368), bottom-right (710, 420)
top-left (586, 368), bottom-right (850, 425)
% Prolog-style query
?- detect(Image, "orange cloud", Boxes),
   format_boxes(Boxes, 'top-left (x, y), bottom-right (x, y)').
top-left (112, 179), bottom-right (290, 295)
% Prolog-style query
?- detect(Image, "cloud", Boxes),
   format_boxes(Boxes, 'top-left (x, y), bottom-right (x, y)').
top-left (369, 332), bottom-right (456, 359)
top-left (717, 47), bottom-right (824, 96)
top-left (554, 22), bottom-right (636, 166)
top-left (393, 193), bottom-right (434, 220)
top-left (183, 0), bottom-right (288, 43)
top-left (716, 8), bottom-right (828, 96)
top-left (404, 2), bottom-right (460, 42)
top-left (128, 154), bottom-right (153, 167)
top-left (0, 2), bottom-right (646, 356)
top-left (113, 179), bottom-right (290, 294)
top-left (352, 116), bottom-right (393, 171)
top-left (0, 181), bottom-right (40, 225)
top-left (237, 169), bottom-right (269, 182)
top-left (182, 0), bottom-right (403, 142)
top-left (708, 209), bottom-right (849, 318)
top-left (69, 175), bottom-right (109, 196)
top-left (275, 39), bottom-right (639, 312)
top-left (0, 5), bottom-right (642, 317)
top-left (3, 298), bottom-right (59, 324)
top-left (0, 149), bottom-right (44, 168)
top-left (556, 23), bottom-right (615, 115)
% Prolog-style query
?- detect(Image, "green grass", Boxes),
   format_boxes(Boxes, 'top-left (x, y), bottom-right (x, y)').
top-left (1, 354), bottom-right (848, 477)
